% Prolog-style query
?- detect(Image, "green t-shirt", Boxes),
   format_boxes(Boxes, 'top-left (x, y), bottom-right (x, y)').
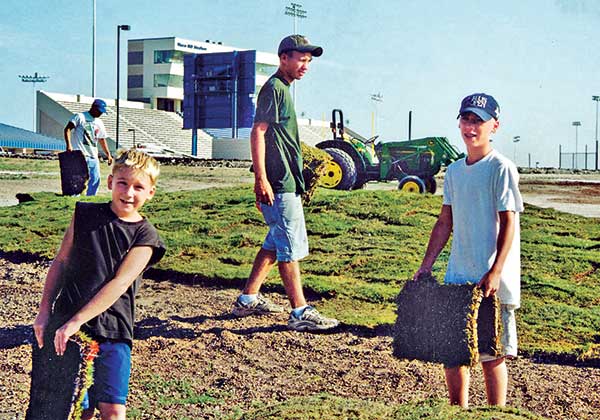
top-left (254, 71), bottom-right (305, 194)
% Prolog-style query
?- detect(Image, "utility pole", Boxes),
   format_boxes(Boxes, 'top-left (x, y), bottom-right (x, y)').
top-left (116, 24), bottom-right (131, 149)
top-left (284, 2), bottom-right (307, 108)
top-left (92, 0), bottom-right (96, 96)
top-left (19, 72), bottom-right (49, 131)
top-left (593, 96), bottom-right (599, 171)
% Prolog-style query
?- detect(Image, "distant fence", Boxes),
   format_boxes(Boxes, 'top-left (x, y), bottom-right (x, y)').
top-left (559, 145), bottom-right (598, 170)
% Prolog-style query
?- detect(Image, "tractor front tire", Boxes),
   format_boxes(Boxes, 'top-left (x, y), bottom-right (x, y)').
top-left (320, 148), bottom-right (357, 190)
top-left (398, 176), bottom-right (426, 193)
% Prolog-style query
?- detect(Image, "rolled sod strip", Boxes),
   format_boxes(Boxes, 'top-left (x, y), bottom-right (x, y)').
top-left (393, 274), bottom-right (501, 367)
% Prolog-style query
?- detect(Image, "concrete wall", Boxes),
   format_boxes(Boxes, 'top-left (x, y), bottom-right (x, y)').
top-left (211, 138), bottom-right (251, 160)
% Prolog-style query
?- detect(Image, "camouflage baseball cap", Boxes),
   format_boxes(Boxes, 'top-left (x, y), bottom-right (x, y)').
top-left (278, 35), bottom-right (323, 57)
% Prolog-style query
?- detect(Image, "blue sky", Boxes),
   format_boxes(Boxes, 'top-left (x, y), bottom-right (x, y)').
top-left (2, 0), bottom-right (600, 167)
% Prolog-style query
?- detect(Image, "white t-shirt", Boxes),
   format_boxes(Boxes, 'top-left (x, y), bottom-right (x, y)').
top-left (69, 112), bottom-right (107, 159)
top-left (443, 149), bottom-right (524, 306)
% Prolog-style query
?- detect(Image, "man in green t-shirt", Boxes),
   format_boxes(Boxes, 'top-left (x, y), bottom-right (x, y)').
top-left (232, 35), bottom-right (339, 332)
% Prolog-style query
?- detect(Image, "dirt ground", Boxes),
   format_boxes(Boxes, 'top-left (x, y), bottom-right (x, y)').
top-left (0, 165), bottom-right (599, 419)
top-left (0, 257), bottom-right (599, 419)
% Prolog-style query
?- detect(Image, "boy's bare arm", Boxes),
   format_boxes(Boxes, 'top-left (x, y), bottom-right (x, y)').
top-left (33, 216), bottom-right (75, 348)
top-left (53, 246), bottom-right (154, 355)
top-left (63, 122), bottom-right (75, 151)
top-left (250, 121), bottom-right (274, 207)
top-left (478, 210), bottom-right (515, 297)
top-left (413, 205), bottom-right (453, 280)
top-left (98, 138), bottom-right (113, 165)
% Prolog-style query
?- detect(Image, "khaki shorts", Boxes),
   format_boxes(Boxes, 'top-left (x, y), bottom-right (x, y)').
top-left (480, 304), bottom-right (518, 362)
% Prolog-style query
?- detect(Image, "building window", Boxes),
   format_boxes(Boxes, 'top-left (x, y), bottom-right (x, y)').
top-left (255, 63), bottom-right (277, 77)
top-left (128, 51), bottom-right (143, 65)
top-left (128, 75), bottom-right (143, 88)
top-left (128, 97), bottom-right (151, 104)
top-left (154, 50), bottom-right (184, 64)
top-left (153, 74), bottom-right (183, 88)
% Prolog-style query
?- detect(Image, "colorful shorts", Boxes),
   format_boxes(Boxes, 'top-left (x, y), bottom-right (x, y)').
top-left (82, 340), bottom-right (132, 409)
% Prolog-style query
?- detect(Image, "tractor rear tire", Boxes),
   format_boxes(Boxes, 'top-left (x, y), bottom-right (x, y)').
top-left (424, 176), bottom-right (437, 194)
top-left (398, 176), bottom-right (426, 193)
top-left (321, 148), bottom-right (357, 190)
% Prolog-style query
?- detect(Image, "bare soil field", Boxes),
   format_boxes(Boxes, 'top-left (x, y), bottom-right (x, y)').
top-left (0, 163), bottom-right (599, 419)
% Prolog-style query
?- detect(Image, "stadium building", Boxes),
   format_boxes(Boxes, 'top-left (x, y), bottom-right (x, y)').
top-left (127, 36), bottom-right (279, 114)
top-left (7, 36), bottom-right (335, 159)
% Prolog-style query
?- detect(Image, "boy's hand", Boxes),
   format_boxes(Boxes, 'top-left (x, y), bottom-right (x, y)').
top-left (254, 178), bottom-right (274, 208)
top-left (33, 312), bottom-right (50, 349)
top-left (54, 321), bottom-right (82, 356)
top-left (412, 266), bottom-right (432, 281)
top-left (478, 270), bottom-right (501, 298)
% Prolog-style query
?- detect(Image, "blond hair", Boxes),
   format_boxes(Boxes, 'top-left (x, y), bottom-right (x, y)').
top-left (112, 149), bottom-right (160, 186)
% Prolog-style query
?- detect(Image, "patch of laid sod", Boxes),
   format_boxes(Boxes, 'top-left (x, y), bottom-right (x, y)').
top-left (239, 394), bottom-right (547, 420)
top-left (0, 187), bottom-right (598, 361)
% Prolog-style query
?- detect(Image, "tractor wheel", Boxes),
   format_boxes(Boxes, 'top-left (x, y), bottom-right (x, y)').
top-left (424, 176), bottom-right (437, 194)
top-left (398, 176), bottom-right (426, 193)
top-left (320, 148), bottom-right (357, 190)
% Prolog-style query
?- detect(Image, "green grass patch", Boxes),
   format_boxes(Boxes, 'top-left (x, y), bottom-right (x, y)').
top-left (240, 394), bottom-right (546, 419)
top-left (0, 186), bottom-right (598, 361)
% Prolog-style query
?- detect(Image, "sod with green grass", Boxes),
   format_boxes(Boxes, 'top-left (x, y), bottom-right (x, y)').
top-left (0, 185), bottom-right (598, 364)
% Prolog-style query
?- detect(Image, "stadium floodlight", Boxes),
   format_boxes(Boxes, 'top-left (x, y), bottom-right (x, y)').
top-left (285, 2), bottom-right (307, 34)
top-left (116, 24), bottom-right (131, 149)
top-left (370, 93), bottom-right (383, 137)
top-left (513, 136), bottom-right (521, 164)
top-left (572, 121), bottom-right (581, 169)
top-left (284, 3), bottom-right (307, 107)
top-left (19, 72), bottom-right (49, 131)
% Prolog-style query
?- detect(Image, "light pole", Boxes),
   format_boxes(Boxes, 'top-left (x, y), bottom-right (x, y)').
top-left (284, 3), bottom-right (307, 108)
top-left (92, 0), bottom-right (96, 96)
top-left (19, 72), bottom-right (49, 131)
top-left (116, 24), bottom-right (131, 150)
top-left (513, 135), bottom-right (520, 165)
top-left (370, 93), bottom-right (383, 137)
top-left (572, 121), bottom-right (581, 169)
top-left (128, 128), bottom-right (136, 148)
top-left (593, 96), bottom-right (599, 171)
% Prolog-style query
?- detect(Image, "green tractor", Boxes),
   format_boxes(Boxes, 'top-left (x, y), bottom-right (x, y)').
top-left (316, 109), bottom-right (465, 193)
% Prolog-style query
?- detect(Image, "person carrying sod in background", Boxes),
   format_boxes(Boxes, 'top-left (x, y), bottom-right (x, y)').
top-left (64, 98), bottom-right (113, 196)
top-left (413, 93), bottom-right (523, 408)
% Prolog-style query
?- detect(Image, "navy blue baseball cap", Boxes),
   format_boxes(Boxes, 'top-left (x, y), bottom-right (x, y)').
top-left (278, 35), bottom-right (323, 57)
top-left (91, 99), bottom-right (107, 114)
top-left (458, 93), bottom-right (500, 121)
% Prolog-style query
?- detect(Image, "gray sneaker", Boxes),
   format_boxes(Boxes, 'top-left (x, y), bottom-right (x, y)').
top-left (232, 294), bottom-right (285, 317)
top-left (288, 306), bottom-right (340, 332)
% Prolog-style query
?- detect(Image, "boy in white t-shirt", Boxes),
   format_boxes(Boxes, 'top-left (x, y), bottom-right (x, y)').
top-left (413, 93), bottom-right (523, 408)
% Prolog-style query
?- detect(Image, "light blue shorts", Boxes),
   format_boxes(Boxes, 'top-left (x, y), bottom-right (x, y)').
top-left (81, 340), bottom-right (132, 409)
top-left (261, 193), bottom-right (309, 262)
top-left (480, 304), bottom-right (518, 362)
